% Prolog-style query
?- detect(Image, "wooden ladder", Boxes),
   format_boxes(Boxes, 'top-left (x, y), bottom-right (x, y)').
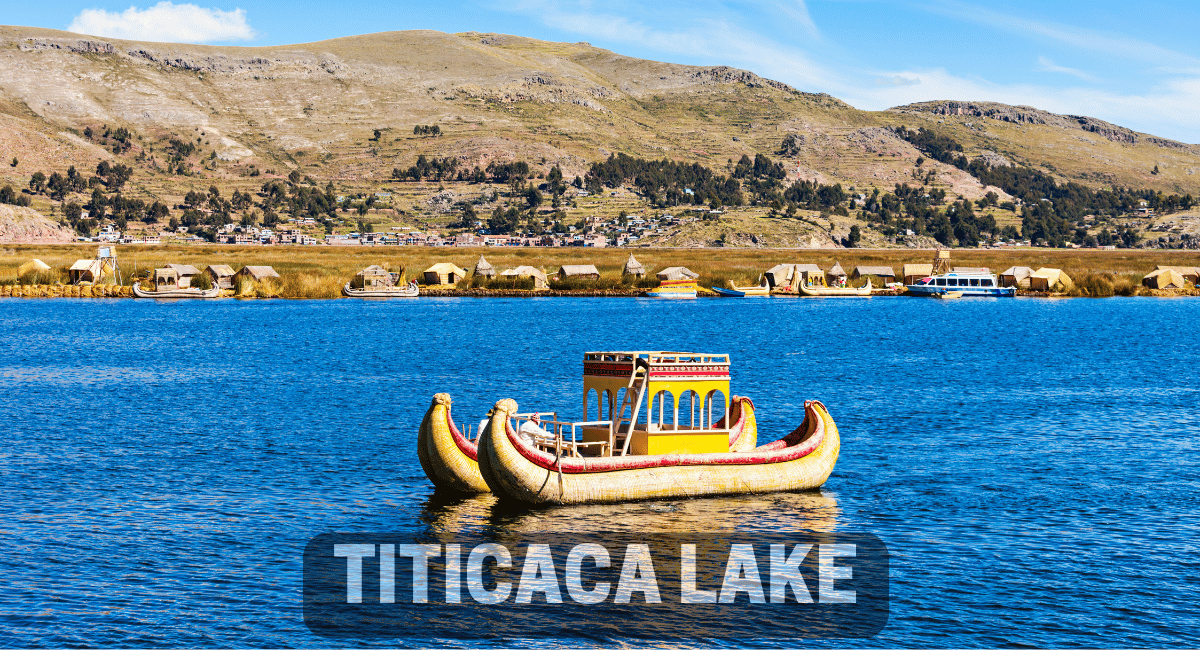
top-left (610, 358), bottom-right (649, 456)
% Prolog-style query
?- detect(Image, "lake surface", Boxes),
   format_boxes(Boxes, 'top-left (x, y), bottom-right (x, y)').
top-left (1, 295), bottom-right (1197, 647)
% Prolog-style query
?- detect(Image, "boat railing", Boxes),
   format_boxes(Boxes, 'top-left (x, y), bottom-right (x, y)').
top-left (513, 412), bottom-right (613, 458)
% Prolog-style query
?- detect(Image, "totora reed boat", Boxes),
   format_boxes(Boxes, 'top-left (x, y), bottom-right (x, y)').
top-left (132, 282), bottom-right (220, 299)
top-left (422, 350), bottom-right (838, 505)
top-left (418, 393), bottom-right (490, 493)
top-left (798, 278), bottom-right (872, 296)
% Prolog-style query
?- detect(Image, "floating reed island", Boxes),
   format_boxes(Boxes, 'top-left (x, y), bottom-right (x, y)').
top-left (2, 244), bottom-right (1199, 299)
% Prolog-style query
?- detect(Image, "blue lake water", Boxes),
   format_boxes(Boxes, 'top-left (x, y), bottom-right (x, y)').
top-left (1, 295), bottom-right (1198, 647)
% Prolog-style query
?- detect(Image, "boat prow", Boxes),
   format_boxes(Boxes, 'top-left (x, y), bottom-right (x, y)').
top-left (476, 396), bottom-right (837, 506)
top-left (417, 393), bottom-right (490, 493)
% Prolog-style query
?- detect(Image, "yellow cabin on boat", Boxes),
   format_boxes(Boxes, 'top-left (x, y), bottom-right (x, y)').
top-left (580, 351), bottom-right (731, 455)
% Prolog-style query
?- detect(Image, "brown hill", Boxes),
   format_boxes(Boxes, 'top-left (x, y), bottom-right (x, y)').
top-left (0, 204), bottom-right (73, 243)
top-left (1, 26), bottom-right (1197, 197)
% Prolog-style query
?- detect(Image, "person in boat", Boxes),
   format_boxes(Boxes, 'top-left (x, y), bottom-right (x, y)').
top-left (476, 410), bottom-right (551, 446)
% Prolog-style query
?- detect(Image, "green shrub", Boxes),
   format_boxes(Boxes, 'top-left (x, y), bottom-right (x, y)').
top-left (189, 272), bottom-right (214, 290)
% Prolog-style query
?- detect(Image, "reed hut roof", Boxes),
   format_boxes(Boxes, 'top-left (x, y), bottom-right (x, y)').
top-left (656, 266), bottom-right (698, 281)
top-left (473, 255), bottom-right (496, 277)
top-left (559, 264), bottom-right (600, 277)
top-left (500, 265), bottom-right (547, 279)
top-left (166, 263), bottom-right (200, 275)
top-left (425, 262), bottom-right (468, 275)
top-left (827, 262), bottom-right (846, 277)
top-left (1000, 266), bottom-right (1033, 279)
top-left (237, 266), bottom-right (280, 280)
top-left (1031, 267), bottom-right (1074, 292)
top-left (853, 265), bottom-right (895, 279)
top-left (902, 263), bottom-right (934, 277)
top-left (70, 259), bottom-right (100, 272)
top-left (795, 264), bottom-right (823, 274)
top-left (18, 259), bottom-right (51, 275)
top-left (1155, 265), bottom-right (1199, 280)
top-left (206, 264), bottom-right (235, 277)
top-left (1144, 268), bottom-right (1185, 289)
top-left (357, 264), bottom-right (389, 276)
top-left (622, 253), bottom-right (646, 276)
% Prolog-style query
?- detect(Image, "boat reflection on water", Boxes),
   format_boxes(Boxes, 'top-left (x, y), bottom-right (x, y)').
top-left (418, 489), bottom-right (841, 538)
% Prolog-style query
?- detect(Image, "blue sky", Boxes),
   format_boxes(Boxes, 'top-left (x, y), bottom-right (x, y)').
top-left (9, 0), bottom-right (1200, 143)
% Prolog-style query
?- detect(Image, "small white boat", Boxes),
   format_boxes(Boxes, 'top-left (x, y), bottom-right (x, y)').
top-left (132, 282), bottom-right (220, 299)
top-left (933, 290), bottom-right (963, 299)
top-left (342, 281), bottom-right (419, 298)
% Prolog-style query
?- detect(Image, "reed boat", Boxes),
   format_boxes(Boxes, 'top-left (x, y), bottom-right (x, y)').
top-left (712, 280), bottom-right (770, 297)
top-left (798, 279), bottom-right (872, 296)
top-left (642, 278), bottom-right (697, 299)
top-left (342, 281), bottom-right (419, 298)
top-left (469, 351), bottom-right (836, 505)
top-left (131, 282), bottom-right (220, 299)
top-left (417, 393), bottom-right (490, 493)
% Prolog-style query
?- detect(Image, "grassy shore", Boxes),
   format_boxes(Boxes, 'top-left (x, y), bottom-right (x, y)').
top-left (2, 244), bottom-right (1198, 298)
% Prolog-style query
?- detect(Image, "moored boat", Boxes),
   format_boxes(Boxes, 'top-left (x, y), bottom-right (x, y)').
top-left (342, 281), bottom-right (419, 297)
top-left (131, 282), bottom-right (220, 298)
top-left (713, 279), bottom-right (770, 297)
top-left (798, 279), bottom-right (872, 296)
top-left (468, 350), bottom-right (836, 505)
top-left (417, 393), bottom-right (490, 493)
top-left (642, 278), bottom-right (698, 299)
top-left (906, 271), bottom-right (1015, 297)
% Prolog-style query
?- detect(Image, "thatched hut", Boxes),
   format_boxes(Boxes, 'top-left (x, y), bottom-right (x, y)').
top-left (499, 265), bottom-right (548, 289)
top-left (902, 263), bottom-right (934, 285)
top-left (205, 265), bottom-right (236, 290)
top-left (825, 261), bottom-right (847, 286)
top-left (423, 262), bottom-right (468, 286)
top-left (1154, 265), bottom-right (1199, 284)
top-left (656, 266), bottom-right (698, 281)
top-left (765, 263), bottom-right (824, 289)
top-left (1143, 268), bottom-right (1186, 289)
top-left (999, 266), bottom-right (1034, 289)
top-left (17, 259), bottom-right (51, 278)
top-left (852, 266), bottom-right (896, 283)
top-left (558, 264), bottom-right (600, 280)
top-left (351, 265), bottom-right (392, 289)
top-left (473, 255), bottom-right (496, 279)
top-left (1030, 268), bottom-right (1074, 292)
top-left (166, 264), bottom-right (200, 288)
top-left (234, 266), bottom-right (280, 284)
top-left (622, 253), bottom-right (646, 278)
top-left (68, 259), bottom-right (103, 284)
top-left (153, 267), bottom-right (179, 290)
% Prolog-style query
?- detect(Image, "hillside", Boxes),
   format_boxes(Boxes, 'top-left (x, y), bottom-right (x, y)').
top-left (0, 26), bottom-right (1197, 249)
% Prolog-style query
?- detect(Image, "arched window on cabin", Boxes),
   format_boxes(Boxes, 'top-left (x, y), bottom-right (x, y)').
top-left (648, 390), bottom-right (675, 430)
top-left (706, 389), bottom-right (728, 429)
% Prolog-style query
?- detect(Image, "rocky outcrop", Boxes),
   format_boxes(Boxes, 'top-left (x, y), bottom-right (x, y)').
top-left (894, 100), bottom-right (1193, 150)
top-left (0, 205), bottom-right (73, 243)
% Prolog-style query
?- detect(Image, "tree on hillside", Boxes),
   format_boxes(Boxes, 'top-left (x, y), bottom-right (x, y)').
top-left (28, 171), bottom-right (46, 194)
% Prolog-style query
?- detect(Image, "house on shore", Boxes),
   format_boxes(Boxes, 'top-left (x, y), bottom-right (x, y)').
top-left (234, 266), bottom-right (280, 284)
top-left (622, 253), bottom-right (646, 278)
top-left (557, 264), bottom-right (600, 280)
top-left (423, 262), bottom-right (468, 286)
top-left (902, 263), bottom-right (934, 285)
top-left (999, 266), bottom-right (1034, 289)
top-left (499, 265), bottom-right (548, 289)
top-left (165, 264), bottom-right (200, 288)
top-left (1030, 268), bottom-right (1074, 292)
top-left (852, 266), bottom-right (896, 284)
top-left (153, 267), bottom-right (180, 290)
top-left (351, 265), bottom-right (392, 289)
top-left (205, 265), bottom-right (236, 290)
top-left (472, 255), bottom-right (496, 279)
top-left (656, 266), bottom-right (698, 281)
top-left (1143, 268), bottom-right (1186, 289)
top-left (68, 258), bottom-right (103, 284)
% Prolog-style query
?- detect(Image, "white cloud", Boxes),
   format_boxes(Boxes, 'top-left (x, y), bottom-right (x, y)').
top-left (1036, 56), bottom-right (1101, 83)
top-left (839, 67), bottom-right (1200, 144)
top-left (925, 0), bottom-right (1200, 69)
top-left (68, 2), bottom-right (256, 43)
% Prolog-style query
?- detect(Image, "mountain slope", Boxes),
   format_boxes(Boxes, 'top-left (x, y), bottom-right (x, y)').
top-left (0, 26), bottom-right (1197, 207)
